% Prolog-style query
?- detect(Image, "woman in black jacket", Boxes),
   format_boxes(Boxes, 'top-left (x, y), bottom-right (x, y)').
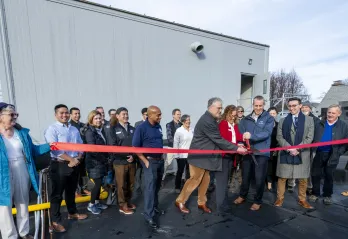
top-left (266, 107), bottom-right (279, 192)
top-left (81, 110), bottom-right (109, 215)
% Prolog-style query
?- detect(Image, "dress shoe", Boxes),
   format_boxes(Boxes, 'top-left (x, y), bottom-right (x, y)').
top-left (250, 203), bottom-right (261, 211)
top-left (21, 234), bottom-right (34, 239)
top-left (51, 223), bottom-right (66, 233)
top-left (127, 203), bottom-right (137, 210)
top-left (175, 202), bottom-right (190, 214)
top-left (198, 204), bottom-right (212, 214)
top-left (145, 219), bottom-right (158, 229)
top-left (233, 197), bottom-right (245, 205)
top-left (274, 198), bottom-right (284, 207)
top-left (154, 207), bottom-right (165, 215)
top-left (68, 213), bottom-right (88, 220)
top-left (298, 200), bottom-right (314, 209)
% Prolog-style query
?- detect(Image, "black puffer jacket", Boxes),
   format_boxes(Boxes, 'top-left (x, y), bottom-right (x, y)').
top-left (81, 125), bottom-right (108, 179)
top-left (105, 122), bottom-right (136, 165)
top-left (313, 119), bottom-right (348, 165)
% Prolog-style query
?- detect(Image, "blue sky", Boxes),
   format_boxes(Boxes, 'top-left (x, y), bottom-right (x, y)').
top-left (94, 0), bottom-right (348, 102)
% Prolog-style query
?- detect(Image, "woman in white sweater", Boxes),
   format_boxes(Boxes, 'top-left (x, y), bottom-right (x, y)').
top-left (173, 115), bottom-right (193, 193)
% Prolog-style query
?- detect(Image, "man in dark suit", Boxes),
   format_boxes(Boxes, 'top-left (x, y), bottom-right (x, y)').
top-left (175, 97), bottom-right (247, 214)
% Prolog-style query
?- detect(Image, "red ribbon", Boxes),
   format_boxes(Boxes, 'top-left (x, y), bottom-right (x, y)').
top-left (50, 139), bottom-right (348, 154)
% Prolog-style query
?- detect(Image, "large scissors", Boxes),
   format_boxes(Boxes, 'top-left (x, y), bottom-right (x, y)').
top-left (245, 139), bottom-right (260, 166)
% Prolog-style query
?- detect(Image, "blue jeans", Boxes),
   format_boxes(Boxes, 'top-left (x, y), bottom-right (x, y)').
top-left (141, 158), bottom-right (164, 221)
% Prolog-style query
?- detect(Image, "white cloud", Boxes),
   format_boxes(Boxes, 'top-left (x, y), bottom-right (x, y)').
top-left (92, 0), bottom-right (348, 102)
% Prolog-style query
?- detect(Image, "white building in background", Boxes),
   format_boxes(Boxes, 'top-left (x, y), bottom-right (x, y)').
top-left (0, 0), bottom-right (270, 141)
top-left (317, 81), bottom-right (348, 117)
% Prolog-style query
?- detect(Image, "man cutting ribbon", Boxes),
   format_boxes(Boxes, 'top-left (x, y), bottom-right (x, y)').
top-left (234, 95), bottom-right (274, 211)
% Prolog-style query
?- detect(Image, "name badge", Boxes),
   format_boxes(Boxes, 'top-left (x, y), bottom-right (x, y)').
top-left (116, 131), bottom-right (122, 134)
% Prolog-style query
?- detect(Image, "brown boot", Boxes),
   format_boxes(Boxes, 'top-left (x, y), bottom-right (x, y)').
top-left (198, 204), bottom-right (212, 214)
top-left (68, 213), bottom-right (88, 220)
top-left (274, 198), bottom-right (284, 207)
top-left (234, 197), bottom-right (245, 205)
top-left (298, 200), bottom-right (314, 209)
top-left (51, 222), bottom-right (66, 233)
top-left (119, 205), bottom-right (134, 215)
top-left (175, 202), bottom-right (190, 214)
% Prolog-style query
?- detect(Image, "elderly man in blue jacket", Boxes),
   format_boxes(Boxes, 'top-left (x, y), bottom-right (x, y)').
top-left (234, 95), bottom-right (274, 211)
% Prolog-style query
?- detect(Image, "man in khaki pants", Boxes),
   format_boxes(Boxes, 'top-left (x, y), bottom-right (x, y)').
top-left (175, 98), bottom-right (247, 214)
top-left (274, 97), bottom-right (314, 209)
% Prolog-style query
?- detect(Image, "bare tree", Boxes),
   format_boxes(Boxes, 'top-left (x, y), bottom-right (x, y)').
top-left (270, 69), bottom-right (309, 108)
top-left (343, 78), bottom-right (348, 85)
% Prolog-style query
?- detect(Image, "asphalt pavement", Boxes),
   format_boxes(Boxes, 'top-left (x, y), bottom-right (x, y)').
top-left (21, 174), bottom-right (347, 239)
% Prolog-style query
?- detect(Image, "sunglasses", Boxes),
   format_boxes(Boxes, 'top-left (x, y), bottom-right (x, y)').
top-left (2, 112), bottom-right (19, 118)
top-left (238, 111), bottom-right (244, 113)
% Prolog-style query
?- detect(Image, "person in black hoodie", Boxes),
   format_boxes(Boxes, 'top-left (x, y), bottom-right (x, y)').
top-left (105, 107), bottom-right (137, 215)
top-left (81, 110), bottom-right (109, 215)
top-left (266, 107), bottom-right (279, 192)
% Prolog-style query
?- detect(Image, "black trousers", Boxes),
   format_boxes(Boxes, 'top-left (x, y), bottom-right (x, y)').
top-left (90, 177), bottom-right (103, 204)
top-left (175, 158), bottom-right (190, 189)
top-left (49, 161), bottom-right (79, 223)
top-left (133, 162), bottom-right (144, 197)
top-left (311, 152), bottom-right (337, 197)
top-left (141, 159), bottom-right (164, 221)
top-left (239, 155), bottom-right (269, 205)
top-left (215, 156), bottom-right (233, 211)
top-left (76, 159), bottom-right (87, 193)
top-left (267, 156), bottom-right (278, 183)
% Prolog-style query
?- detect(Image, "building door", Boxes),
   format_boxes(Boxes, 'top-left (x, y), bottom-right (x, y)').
top-left (238, 74), bottom-right (254, 114)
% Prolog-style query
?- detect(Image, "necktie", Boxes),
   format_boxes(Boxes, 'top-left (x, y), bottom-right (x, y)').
top-left (294, 117), bottom-right (298, 129)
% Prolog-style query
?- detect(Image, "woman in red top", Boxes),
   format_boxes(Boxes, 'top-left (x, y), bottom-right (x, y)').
top-left (215, 105), bottom-right (244, 212)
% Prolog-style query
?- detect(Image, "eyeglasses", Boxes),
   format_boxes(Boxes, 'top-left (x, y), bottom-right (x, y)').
top-left (2, 112), bottom-right (19, 118)
top-left (288, 104), bottom-right (299, 108)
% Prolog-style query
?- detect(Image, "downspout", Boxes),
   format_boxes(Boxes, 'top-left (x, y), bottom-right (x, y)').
top-left (0, 0), bottom-right (16, 105)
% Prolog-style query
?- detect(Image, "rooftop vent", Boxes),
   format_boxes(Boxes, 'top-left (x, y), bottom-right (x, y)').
top-left (332, 80), bottom-right (344, 86)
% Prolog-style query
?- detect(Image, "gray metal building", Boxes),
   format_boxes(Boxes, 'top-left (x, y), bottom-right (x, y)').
top-left (0, 0), bottom-right (270, 142)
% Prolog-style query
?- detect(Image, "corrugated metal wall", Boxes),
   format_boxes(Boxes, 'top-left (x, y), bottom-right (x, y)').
top-left (0, 0), bottom-right (269, 142)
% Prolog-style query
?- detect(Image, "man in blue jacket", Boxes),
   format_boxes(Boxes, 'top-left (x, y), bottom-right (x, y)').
top-left (234, 95), bottom-right (274, 211)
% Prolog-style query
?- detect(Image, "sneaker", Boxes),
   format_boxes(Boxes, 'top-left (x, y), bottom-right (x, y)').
top-left (87, 204), bottom-right (101, 215)
top-left (323, 197), bottom-right (333, 205)
top-left (95, 203), bottom-right (108, 210)
top-left (308, 195), bottom-right (318, 203)
top-left (119, 206), bottom-right (134, 215)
